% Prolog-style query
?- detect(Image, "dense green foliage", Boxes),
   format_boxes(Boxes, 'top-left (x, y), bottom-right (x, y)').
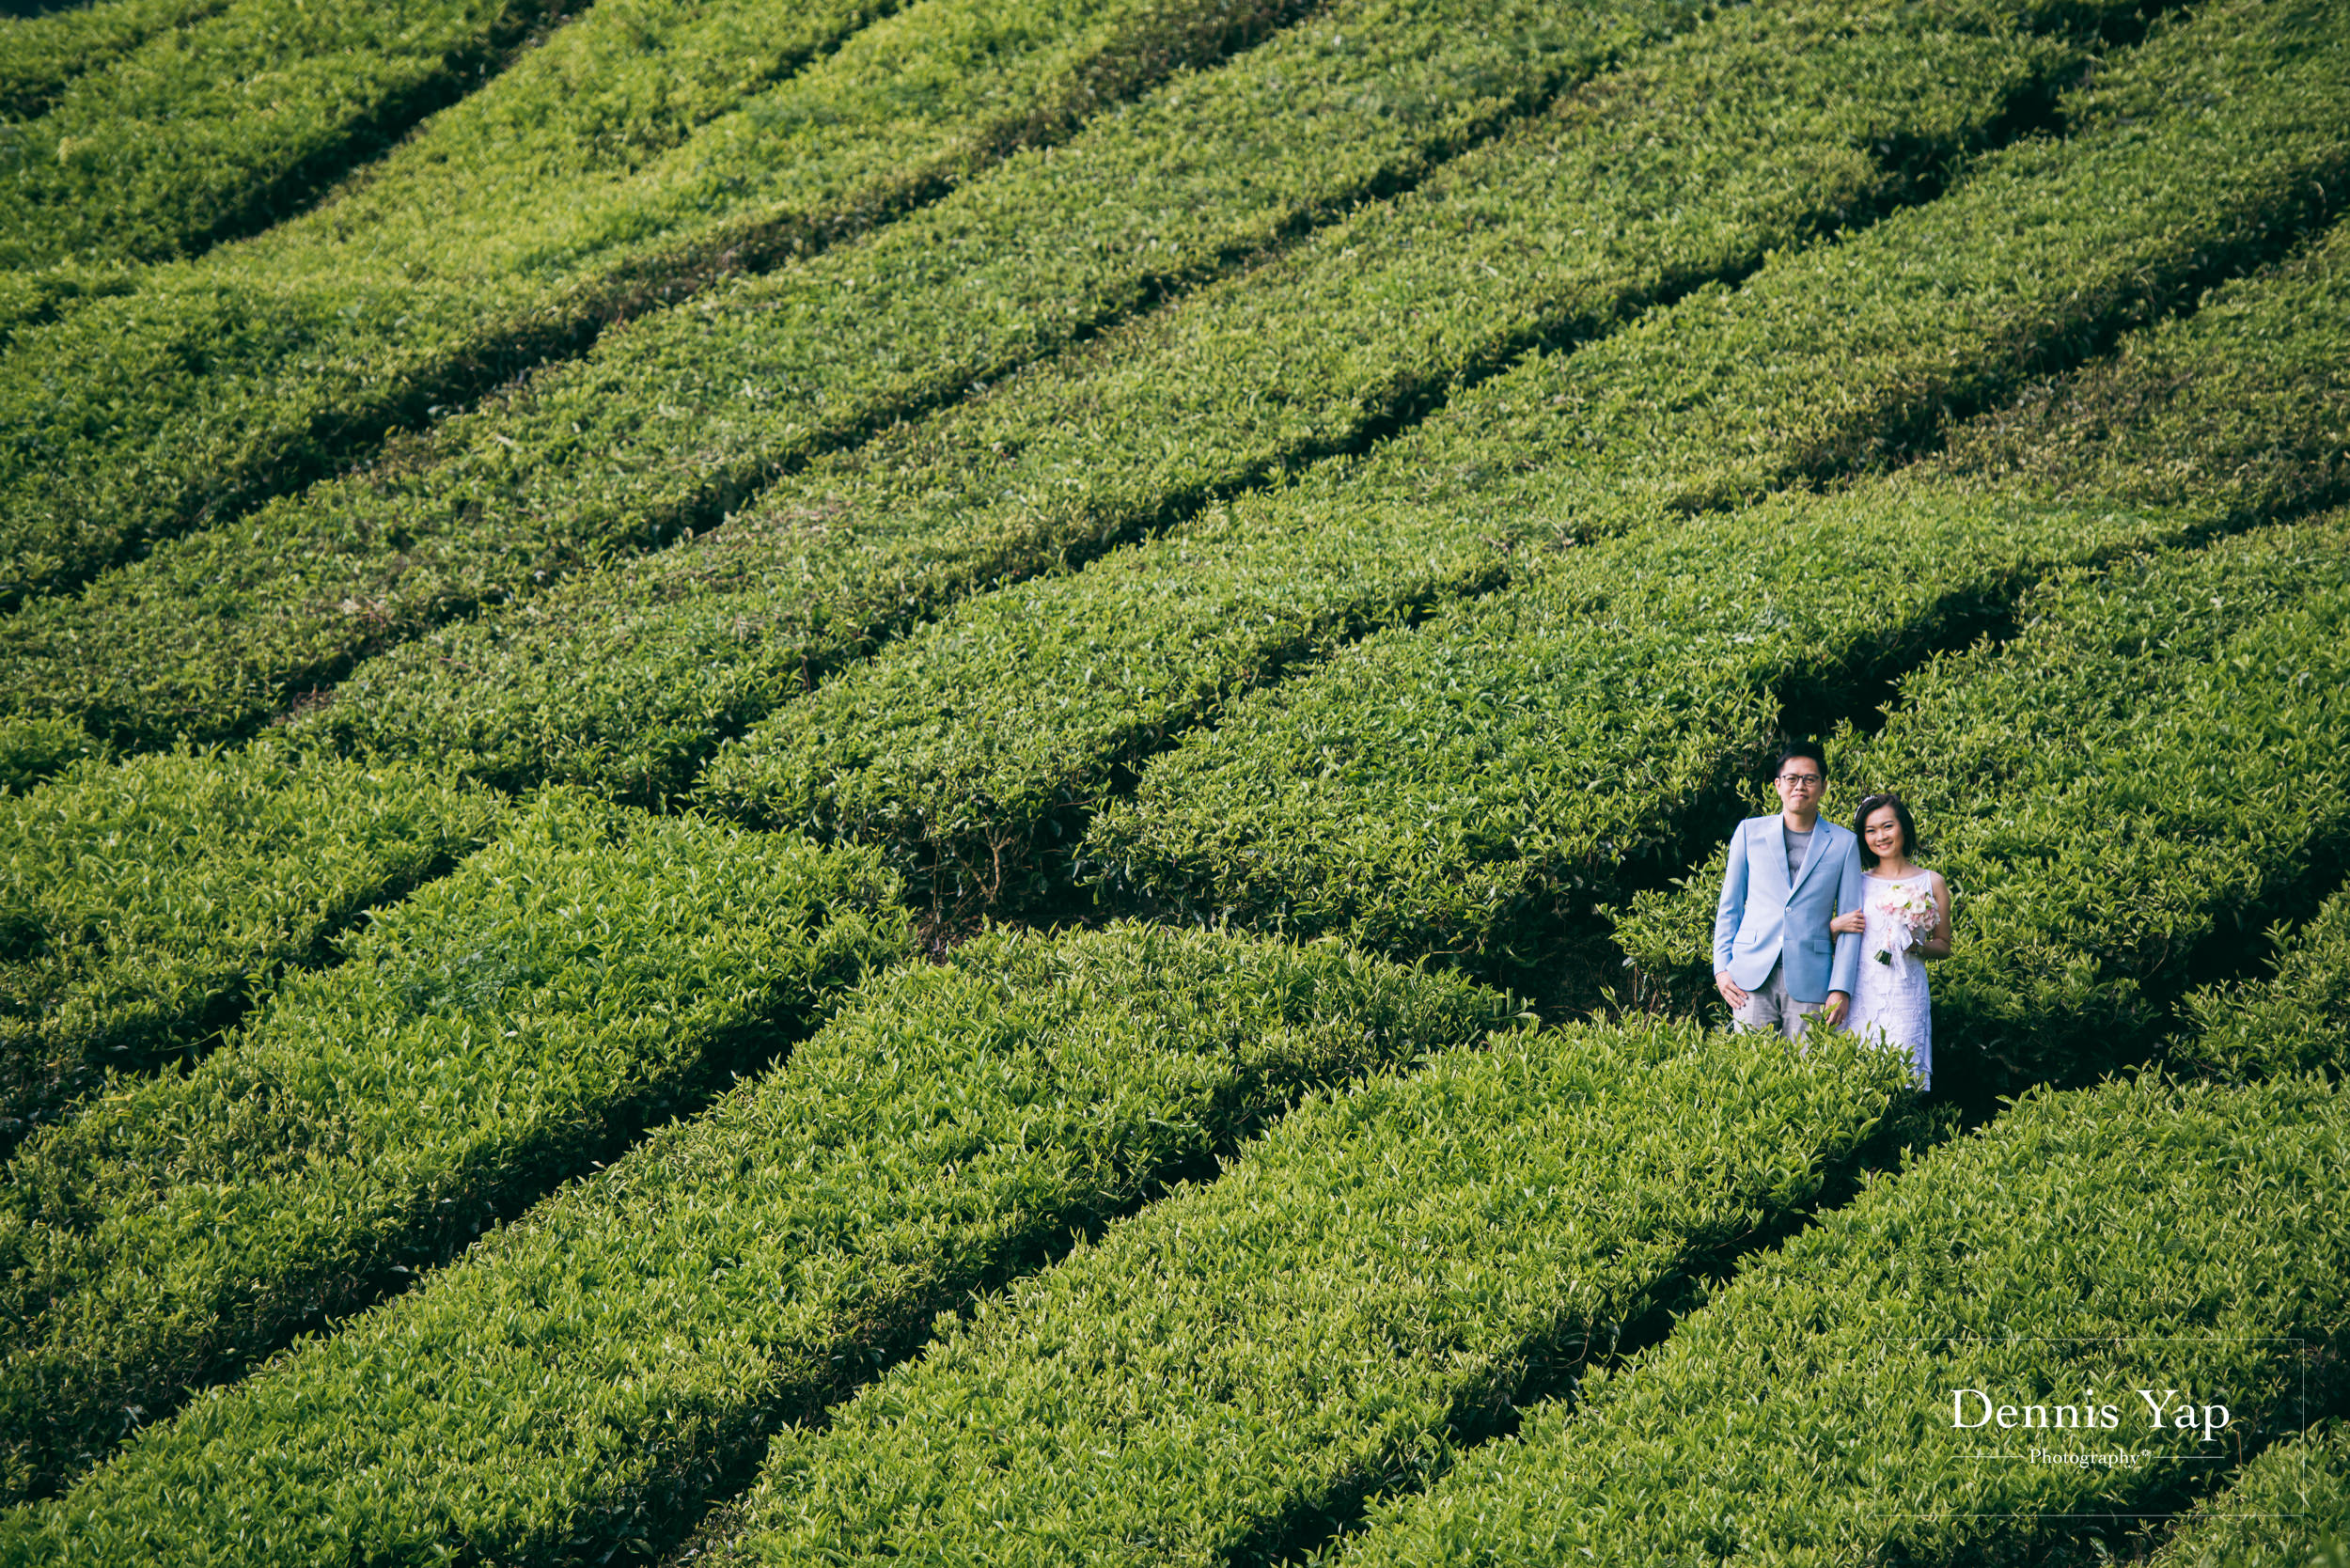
top-left (0, 0), bottom-right (1324, 604)
top-left (0, 743), bottom-right (502, 1148)
top-left (2145, 1424), bottom-right (2350, 1568)
top-left (1329, 1072), bottom-right (2350, 1564)
top-left (1093, 200), bottom-right (2350, 984)
top-left (0, 0), bottom-right (227, 122)
top-left (308, 0), bottom-right (2137, 804)
top-left (698, 0), bottom-right (2350, 916)
top-left (1093, 487), bottom-right (2176, 971)
top-left (0, 0), bottom-right (1662, 646)
top-left (1933, 224), bottom-right (2350, 517)
top-left (2170, 894), bottom-right (2350, 1084)
top-left (702, 1019), bottom-right (1921, 1567)
top-left (0, 790), bottom-right (911, 1501)
top-left (0, 0), bottom-right (899, 345)
top-left (0, 718), bottom-right (102, 796)
top-left (0, 0), bottom-right (572, 270)
top-left (4, 924), bottom-right (1512, 1564)
top-left (3, 0), bottom-right (2343, 1557)
top-left (1617, 513), bottom-right (2350, 1090)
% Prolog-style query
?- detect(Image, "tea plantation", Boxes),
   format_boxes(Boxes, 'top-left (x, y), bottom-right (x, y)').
top-left (2, 0), bottom-right (2347, 1561)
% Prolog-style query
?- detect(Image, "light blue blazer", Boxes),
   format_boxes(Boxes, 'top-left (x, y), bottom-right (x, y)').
top-left (1712, 814), bottom-right (1864, 1003)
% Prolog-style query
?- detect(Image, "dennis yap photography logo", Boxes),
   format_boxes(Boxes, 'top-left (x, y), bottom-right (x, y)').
top-left (1855, 1335), bottom-right (2316, 1520)
top-left (1948, 1384), bottom-right (2232, 1467)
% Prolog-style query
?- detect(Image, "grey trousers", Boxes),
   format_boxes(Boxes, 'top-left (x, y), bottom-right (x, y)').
top-left (1730, 962), bottom-right (1825, 1042)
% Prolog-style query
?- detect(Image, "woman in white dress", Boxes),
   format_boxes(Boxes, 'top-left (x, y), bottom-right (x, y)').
top-left (1828, 792), bottom-right (1950, 1090)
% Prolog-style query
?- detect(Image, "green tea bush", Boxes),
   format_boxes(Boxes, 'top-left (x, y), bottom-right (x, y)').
top-left (1328, 1072), bottom-right (2350, 1566)
top-left (4, 924), bottom-right (1511, 1564)
top-left (1094, 489), bottom-right (2179, 969)
top-left (0, 0), bottom-right (904, 463)
top-left (0, 718), bottom-right (102, 796)
top-left (0, 0), bottom-right (1623, 622)
top-left (0, 0), bottom-right (572, 271)
top-left (0, 0), bottom-right (228, 122)
top-left (1615, 512), bottom-right (2350, 1091)
top-left (699, 1019), bottom-right (1922, 1567)
top-left (1093, 206), bottom-right (2350, 984)
top-left (2170, 893), bottom-right (2350, 1084)
top-left (2145, 1423), bottom-right (2350, 1568)
top-left (0, 742), bottom-right (502, 1148)
top-left (309, 0), bottom-right (2136, 804)
top-left (0, 789), bottom-right (912, 1502)
top-left (0, 0), bottom-right (1324, 607)
top-left (0, 260), bottom-right (133, 351)
top-left (704, 0), bottom-right (2350, 911)
top-left (1934, 221), bottom-right (2350, 520)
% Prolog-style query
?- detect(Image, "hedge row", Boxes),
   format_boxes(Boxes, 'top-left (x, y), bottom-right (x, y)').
top-left (2146, 1423), bottom-right (2350, 1568)
top-left (698, 0), bottom-right (2350, 911)
top-left (0, 0), bottom-right (1325, 606)
top-left (4, 924), bottom-right (1515, 1565)
top-left (2170, 892), bottom-right (2350, 1084)
top-left (680, 1019), bottom-right (1924, 1568)
top-left (1932, 222), bottom-right (2350, 521)
top-left (0, 0), bottom-right (904, 344)
top-left (1325, 1070), bottom-right (2350, 1567)
top-left (1092, 202), bottom-right (2350, 985)
top-left (0, 0), bottom-right (227, 122)
top-left (306, 0), bottom-right (2140, 805)
top-left (0, 0), bottom-right (575, 272)
top-left (700, 869), bottom-right (2350, 1568)
top-left (0, 0), bottom-right (1645, 639)
top-left (1616, 511), bottom-right (2350, 1095)
top-left (0, 718), bottom-right (103, 797)
top-left (0, 0), bottom-right (1692, 745)
top-left (0, 742), bottom-right (502, 1151)
top-left (0, 790), bottom-right (912, 1504)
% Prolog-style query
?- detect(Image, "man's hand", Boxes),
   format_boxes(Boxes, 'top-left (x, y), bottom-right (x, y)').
top-left (1821, 990), bottom-right (1850, 1028)
top-left (1715, 971), bottom-right (1748, 1011)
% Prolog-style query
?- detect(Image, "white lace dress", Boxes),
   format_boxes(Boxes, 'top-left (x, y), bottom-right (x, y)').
top-left (1849, 870), bottom-right (1935, 1090)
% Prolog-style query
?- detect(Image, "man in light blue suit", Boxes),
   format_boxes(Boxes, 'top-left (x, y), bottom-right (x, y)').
top-left (1713, 741), bottom-right (1863, 1039)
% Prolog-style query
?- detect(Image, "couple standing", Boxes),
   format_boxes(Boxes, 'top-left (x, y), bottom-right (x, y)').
top-left (1712, 743), bottom-right (1949, 1090)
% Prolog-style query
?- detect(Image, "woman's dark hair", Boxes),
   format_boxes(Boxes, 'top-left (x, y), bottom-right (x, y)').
top-left (1774, 741), bottom-right (1827, 777)
top-left (1854, 792), bottom-right (1922, 868)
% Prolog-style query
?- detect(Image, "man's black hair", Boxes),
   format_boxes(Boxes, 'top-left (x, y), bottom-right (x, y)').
top-left (1774, 742), bottom-right (1827, 776)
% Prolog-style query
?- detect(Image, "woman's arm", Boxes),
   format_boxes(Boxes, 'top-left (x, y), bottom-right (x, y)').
top-left (1919, 871), bottom-right (1954, 960)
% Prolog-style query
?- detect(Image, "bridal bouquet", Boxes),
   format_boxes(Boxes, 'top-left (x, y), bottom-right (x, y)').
top-left (1871, 882), bottom-right (1937, 965)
